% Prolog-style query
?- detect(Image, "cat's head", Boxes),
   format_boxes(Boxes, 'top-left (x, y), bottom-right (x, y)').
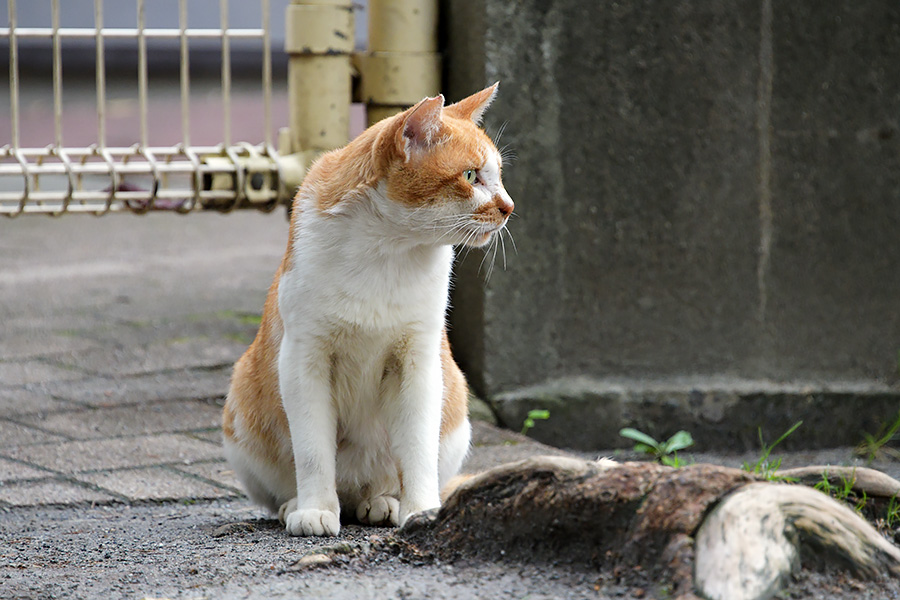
top-left (376, 83), bottom-right (514, 249)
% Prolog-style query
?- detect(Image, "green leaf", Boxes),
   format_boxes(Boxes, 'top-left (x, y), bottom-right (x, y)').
top-left (663, 430), bottom-right (694, 453)
top-left (633, 443), bottom-right (656, 455)
top-left (619, 428), bottom-right (659, 449)
top-left (527, 409), bottom-right (550, 421)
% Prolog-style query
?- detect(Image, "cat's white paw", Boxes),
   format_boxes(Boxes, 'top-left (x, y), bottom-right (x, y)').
top-left (277, 498), bottom-right (297, 525)
top-left (356, 495), bottom-right (400, 526)
top-left (284, 508), bottom-right (340, 537)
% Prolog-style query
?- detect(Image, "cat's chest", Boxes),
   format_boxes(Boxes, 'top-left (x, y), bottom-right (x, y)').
top-left (282, 231), bottom-right (453, 331)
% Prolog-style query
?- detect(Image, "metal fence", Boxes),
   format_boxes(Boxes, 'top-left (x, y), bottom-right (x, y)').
top-left (1, 0), bottom-right (440, 217)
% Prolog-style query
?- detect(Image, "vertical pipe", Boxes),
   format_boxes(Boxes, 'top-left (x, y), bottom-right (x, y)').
top-left (51, 0), bottom-right (63, 147)
top-left (95, 0), bottom-right (106, 148)
top-left (137, 0), bottom-right (148, 147)
top-left (262, 0), bottom-right (272, 150)
top-left (8, 0), bottom-right (18, 149)
top-left (361, 0), bottom-right (440, 125)
top-left (179, 0), bottom-right (190, 148)
top-left (220, 0), bottom-right (231, 148)
top-left (285, 0), bottom-right (354, 155)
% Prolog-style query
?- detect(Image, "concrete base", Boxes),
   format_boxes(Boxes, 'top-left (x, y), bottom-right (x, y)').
top-left (492, 377), bottom-right (900, 452)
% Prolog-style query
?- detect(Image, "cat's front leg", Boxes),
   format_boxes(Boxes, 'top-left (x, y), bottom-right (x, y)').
top-left (278, 335), bottom-right (341, 536)
top-left (387, 332), bottom-right (444, 526)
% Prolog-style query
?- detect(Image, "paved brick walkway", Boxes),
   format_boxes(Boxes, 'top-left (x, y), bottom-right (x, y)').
top-left (0, 211), bottom-right (570, 512)
top-left (0, 212), bottom-right (287, 509)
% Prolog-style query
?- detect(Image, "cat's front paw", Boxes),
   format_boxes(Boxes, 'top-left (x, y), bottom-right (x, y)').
top-left (277, 498), bottom-right (297, 525)
top-left (356, 495), bottom-right (400, 526)
top-left (284, 508), bottom-right (340, 537)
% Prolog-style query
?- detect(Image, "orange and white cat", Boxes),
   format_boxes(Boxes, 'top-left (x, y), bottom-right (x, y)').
top-left (222, 84), bottom-right (513, 537)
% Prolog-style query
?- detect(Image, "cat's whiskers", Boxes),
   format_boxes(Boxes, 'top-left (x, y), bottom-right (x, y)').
top-left (477, 231), bottom-right (499, 280)
top-left (501, 225), bottom-right (518, 256)
top-left (491, 120), bottom-right (509, 147)
top-left (498, 144), bottom-right (517, 164)
top-left (430, 218), bottom-right (476, 245)
top-left (486, 234), bottom-right (502, 282)
top-left (426, 214), bottom-right (495, 247)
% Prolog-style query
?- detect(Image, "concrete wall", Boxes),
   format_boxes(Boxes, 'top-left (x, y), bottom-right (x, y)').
top-left (443, 0), bottom-right (900, 450)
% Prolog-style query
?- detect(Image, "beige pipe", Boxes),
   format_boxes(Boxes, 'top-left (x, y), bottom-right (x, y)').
top-left (358, 0), bottom-right (441, 126)
top-left (279, 0), bottom-right (355, 196)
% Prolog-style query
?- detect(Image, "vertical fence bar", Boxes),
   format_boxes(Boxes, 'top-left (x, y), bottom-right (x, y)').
top-left (94, 0), bottom-right (106, 148)
top-left (137, 0), bottom-right (148, 147)
top-left (220, 0), bottom-right (231, 147)
top-left (8, 0), bottom-right (19, 149)
top-left (51, 0), bottom-right (63, 147)
top-left (50, 0), bottom-right (75, 215)
top-left (262, 0), bottom-right (272, 150)
top-left (179, 0), bottom-right (190, 148)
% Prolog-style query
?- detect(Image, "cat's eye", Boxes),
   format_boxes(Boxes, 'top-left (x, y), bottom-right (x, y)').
top-left (463, 169), bottom-right (478, 185)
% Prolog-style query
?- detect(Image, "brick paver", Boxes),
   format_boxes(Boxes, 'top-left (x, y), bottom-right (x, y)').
top-left (0, 213), bottom-right (290, 509)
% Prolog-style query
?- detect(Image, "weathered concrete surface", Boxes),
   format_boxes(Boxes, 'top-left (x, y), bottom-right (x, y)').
top-left (444, 0), bottom-right (900, 448)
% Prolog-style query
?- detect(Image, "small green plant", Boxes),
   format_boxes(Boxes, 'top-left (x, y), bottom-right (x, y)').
top-left (742, 421), bottom-right (803, 480)
top-left (854, 490), bottom-right (869, 516)
top-left (619, 428), bottom-right (694, 468)
top-left (814, 469), bottom-right (857, 502)
top-left (813, 469), bottom-right (872, 515)
top-left (520, 409), bottom-right (550, 435)
top-left (885, 495), bottom-right (900, 529)
top-left (856, 410), bottom-right (900, 464)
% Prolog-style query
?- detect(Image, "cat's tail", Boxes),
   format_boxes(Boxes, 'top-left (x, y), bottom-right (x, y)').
top-left (440, 474), bottom-right (477, 503)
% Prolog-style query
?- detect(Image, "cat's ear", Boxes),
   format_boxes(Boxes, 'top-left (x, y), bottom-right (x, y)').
top-left (398, 94), bottom-right (445, 160)
top-left (444, 82), bottom-right (499, 125)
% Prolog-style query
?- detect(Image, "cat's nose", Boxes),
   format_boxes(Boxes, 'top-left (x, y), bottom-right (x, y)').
top-left (494, 192), bottom-right (514, 217)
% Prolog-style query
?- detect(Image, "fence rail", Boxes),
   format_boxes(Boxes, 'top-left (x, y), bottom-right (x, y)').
top-left (2, 0), bottom-right (281, 216)
top-left (2, 0), bottom-right (441, 217)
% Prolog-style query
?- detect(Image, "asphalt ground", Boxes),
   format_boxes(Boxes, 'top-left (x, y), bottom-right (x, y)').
top-left (2, 211), bottom-right (898, 600)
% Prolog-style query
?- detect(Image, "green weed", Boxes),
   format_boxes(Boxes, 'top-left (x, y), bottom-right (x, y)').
top-left (856, 410), bottom-right (900, 464)
top-left (886, 495), bottom-right (900, 529)
top-left (742, 421), bottom-right (802, 480)
top-left (814, 469), bottom-right (856, 502)
top-left (619, 428), bottom-right (694, 468)
top-left (520, 409), bottom-right (550, 435)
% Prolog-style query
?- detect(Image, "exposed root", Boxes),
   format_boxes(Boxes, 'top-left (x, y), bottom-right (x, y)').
top-left (695, 482), bottom-right (900, 600)
top-left (402, 456), bottom-right (900, 600)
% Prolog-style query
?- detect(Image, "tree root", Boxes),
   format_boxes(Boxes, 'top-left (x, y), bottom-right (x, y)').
top-left (402, 456), bottom-right (900, 600)
top-left (695, 482), bottom-right (900, 600)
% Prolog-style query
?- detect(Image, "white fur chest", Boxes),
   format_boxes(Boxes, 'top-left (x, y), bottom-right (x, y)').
top-left (278, 196), bottom-right (454, 337)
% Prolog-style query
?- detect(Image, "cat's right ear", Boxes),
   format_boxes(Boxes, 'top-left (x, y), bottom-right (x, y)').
top-left (444, 82), bottom-right (498, 125)
top-left (398, 95), bottom-right (445, 161)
